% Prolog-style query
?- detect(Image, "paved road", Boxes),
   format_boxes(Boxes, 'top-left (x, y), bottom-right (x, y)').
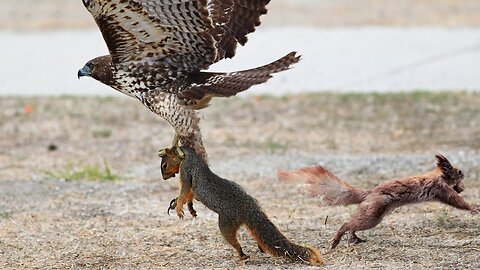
top-left (1, 27), bottom-right (480, 96)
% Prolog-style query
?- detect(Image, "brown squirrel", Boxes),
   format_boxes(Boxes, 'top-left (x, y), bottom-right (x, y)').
top-left (158, 146), bottom-right (324, 265)
top-left (278, 155), bottom-right (480, 249)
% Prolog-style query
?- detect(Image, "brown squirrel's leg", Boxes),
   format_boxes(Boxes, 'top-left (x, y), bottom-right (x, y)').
top-left (453, 181), bottom-right (465, 193)
top-left (438, 188), bottom-right (478, 213)
top-left (330, 223), bottom-right (349, 249)
top-left (218, 215), bottom-right (249, 260)
top-left (330, 223), bottom-right (368, 249)
top-left (331, 202), bottom-right (388, 249)
top-left (348, 232), bottom-right (366, 244)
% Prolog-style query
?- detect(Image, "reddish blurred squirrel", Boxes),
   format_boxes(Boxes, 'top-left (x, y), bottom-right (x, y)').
top-left (278, 155), bottom-right (480, 249)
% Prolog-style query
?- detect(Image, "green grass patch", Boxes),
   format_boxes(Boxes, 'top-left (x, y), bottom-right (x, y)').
top-left (436, 209), bottom-right (449, 227)
top-left (44, 161), bottom-right (119, 181)
top-left (91, 129), bottom-right (112, 138)
top-left (0, 211), bottom-right (13, 219)
top-left (265, 140), bottom-right (289, 154)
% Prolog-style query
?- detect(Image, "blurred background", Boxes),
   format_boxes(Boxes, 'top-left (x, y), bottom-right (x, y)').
top-left (2, 0), bottom-right (480, 29)
top-left (1, 0), bottom-right (480, 95)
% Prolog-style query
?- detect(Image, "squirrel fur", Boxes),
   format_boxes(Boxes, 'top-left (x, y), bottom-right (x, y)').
top-left (278, 154), bottom-right (479, 249)
top-left (159, 146), bottom-right (324, 265)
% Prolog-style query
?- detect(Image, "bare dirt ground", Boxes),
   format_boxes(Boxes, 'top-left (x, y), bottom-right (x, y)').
top-left (1, 0), bottom-right (480, 30)
top-left (1, 93), bottom-right (480, 269)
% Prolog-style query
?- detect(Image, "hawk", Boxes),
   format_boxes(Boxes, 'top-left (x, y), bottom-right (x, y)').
top-left (78, 0), bottom-right (300, 160)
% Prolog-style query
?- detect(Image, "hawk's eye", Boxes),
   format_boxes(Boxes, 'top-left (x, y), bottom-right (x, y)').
top-left (457, 169), bottom-right (463, 177)
top-left (86, 62), bottom-right (93, 69)
top-left (162, 163), bottom-right (168, 170)
top-left (82, 0), bottom-right (91, 7)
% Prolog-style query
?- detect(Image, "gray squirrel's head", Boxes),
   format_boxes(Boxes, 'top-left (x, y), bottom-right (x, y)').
top-left (158, 147), bottom-right (185, 180)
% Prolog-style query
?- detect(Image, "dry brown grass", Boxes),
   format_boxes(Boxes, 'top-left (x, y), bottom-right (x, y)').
top-left (1, 92), bottom-right (479, 269)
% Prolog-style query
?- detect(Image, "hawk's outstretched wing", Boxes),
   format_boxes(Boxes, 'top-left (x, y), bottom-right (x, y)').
top-left (82, 0), bottom-right (270, 76)
top-left (83, 0), bottom-right (216, 75)
top-left (209, 0), bottom-right (270, 61)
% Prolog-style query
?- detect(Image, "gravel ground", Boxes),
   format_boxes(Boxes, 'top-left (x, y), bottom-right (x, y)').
top-left (1, 93), bottom-right (479, 269)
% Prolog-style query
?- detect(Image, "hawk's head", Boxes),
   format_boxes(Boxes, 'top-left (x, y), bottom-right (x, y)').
top-left (78, 55), bottom-right (114, 86)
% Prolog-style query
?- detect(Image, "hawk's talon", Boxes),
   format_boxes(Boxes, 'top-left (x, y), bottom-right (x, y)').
top-left (158, 148), bottom-right (168, 157)
top-left (171, 133), bottom-right (180, 148)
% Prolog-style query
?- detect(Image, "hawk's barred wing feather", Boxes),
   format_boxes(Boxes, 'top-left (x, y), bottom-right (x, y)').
top-left (83, 0), bottom-right (271, 76)
top-left (211, 0), bottom-right (270, 61)
top-left (83, 0), bottom-right (217, 73)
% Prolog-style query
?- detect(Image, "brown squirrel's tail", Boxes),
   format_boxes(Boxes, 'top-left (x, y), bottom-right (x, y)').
top-left (246, 211), bottom-right (324, 265)
top-left (278, 165), bottom-right (367, 206)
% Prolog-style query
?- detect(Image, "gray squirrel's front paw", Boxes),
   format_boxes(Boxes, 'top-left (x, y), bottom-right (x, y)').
top-left (167, 198), bottom-right (177, 215)
top-left (176, 208), bottom-right (185, 219)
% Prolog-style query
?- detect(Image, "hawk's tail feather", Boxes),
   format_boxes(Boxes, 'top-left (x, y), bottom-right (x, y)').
top-left (236, 51), bottom-right (301, 75)
top-left (183, 52), bottom-right (300, 100)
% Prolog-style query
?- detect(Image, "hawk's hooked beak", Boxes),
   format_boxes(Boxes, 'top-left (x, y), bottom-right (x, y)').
top-left (77, 65), bottom-right (91, 79)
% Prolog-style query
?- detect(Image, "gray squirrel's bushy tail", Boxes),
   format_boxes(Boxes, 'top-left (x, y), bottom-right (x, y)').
top-left (245, 210), bottom-right (324, 265)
